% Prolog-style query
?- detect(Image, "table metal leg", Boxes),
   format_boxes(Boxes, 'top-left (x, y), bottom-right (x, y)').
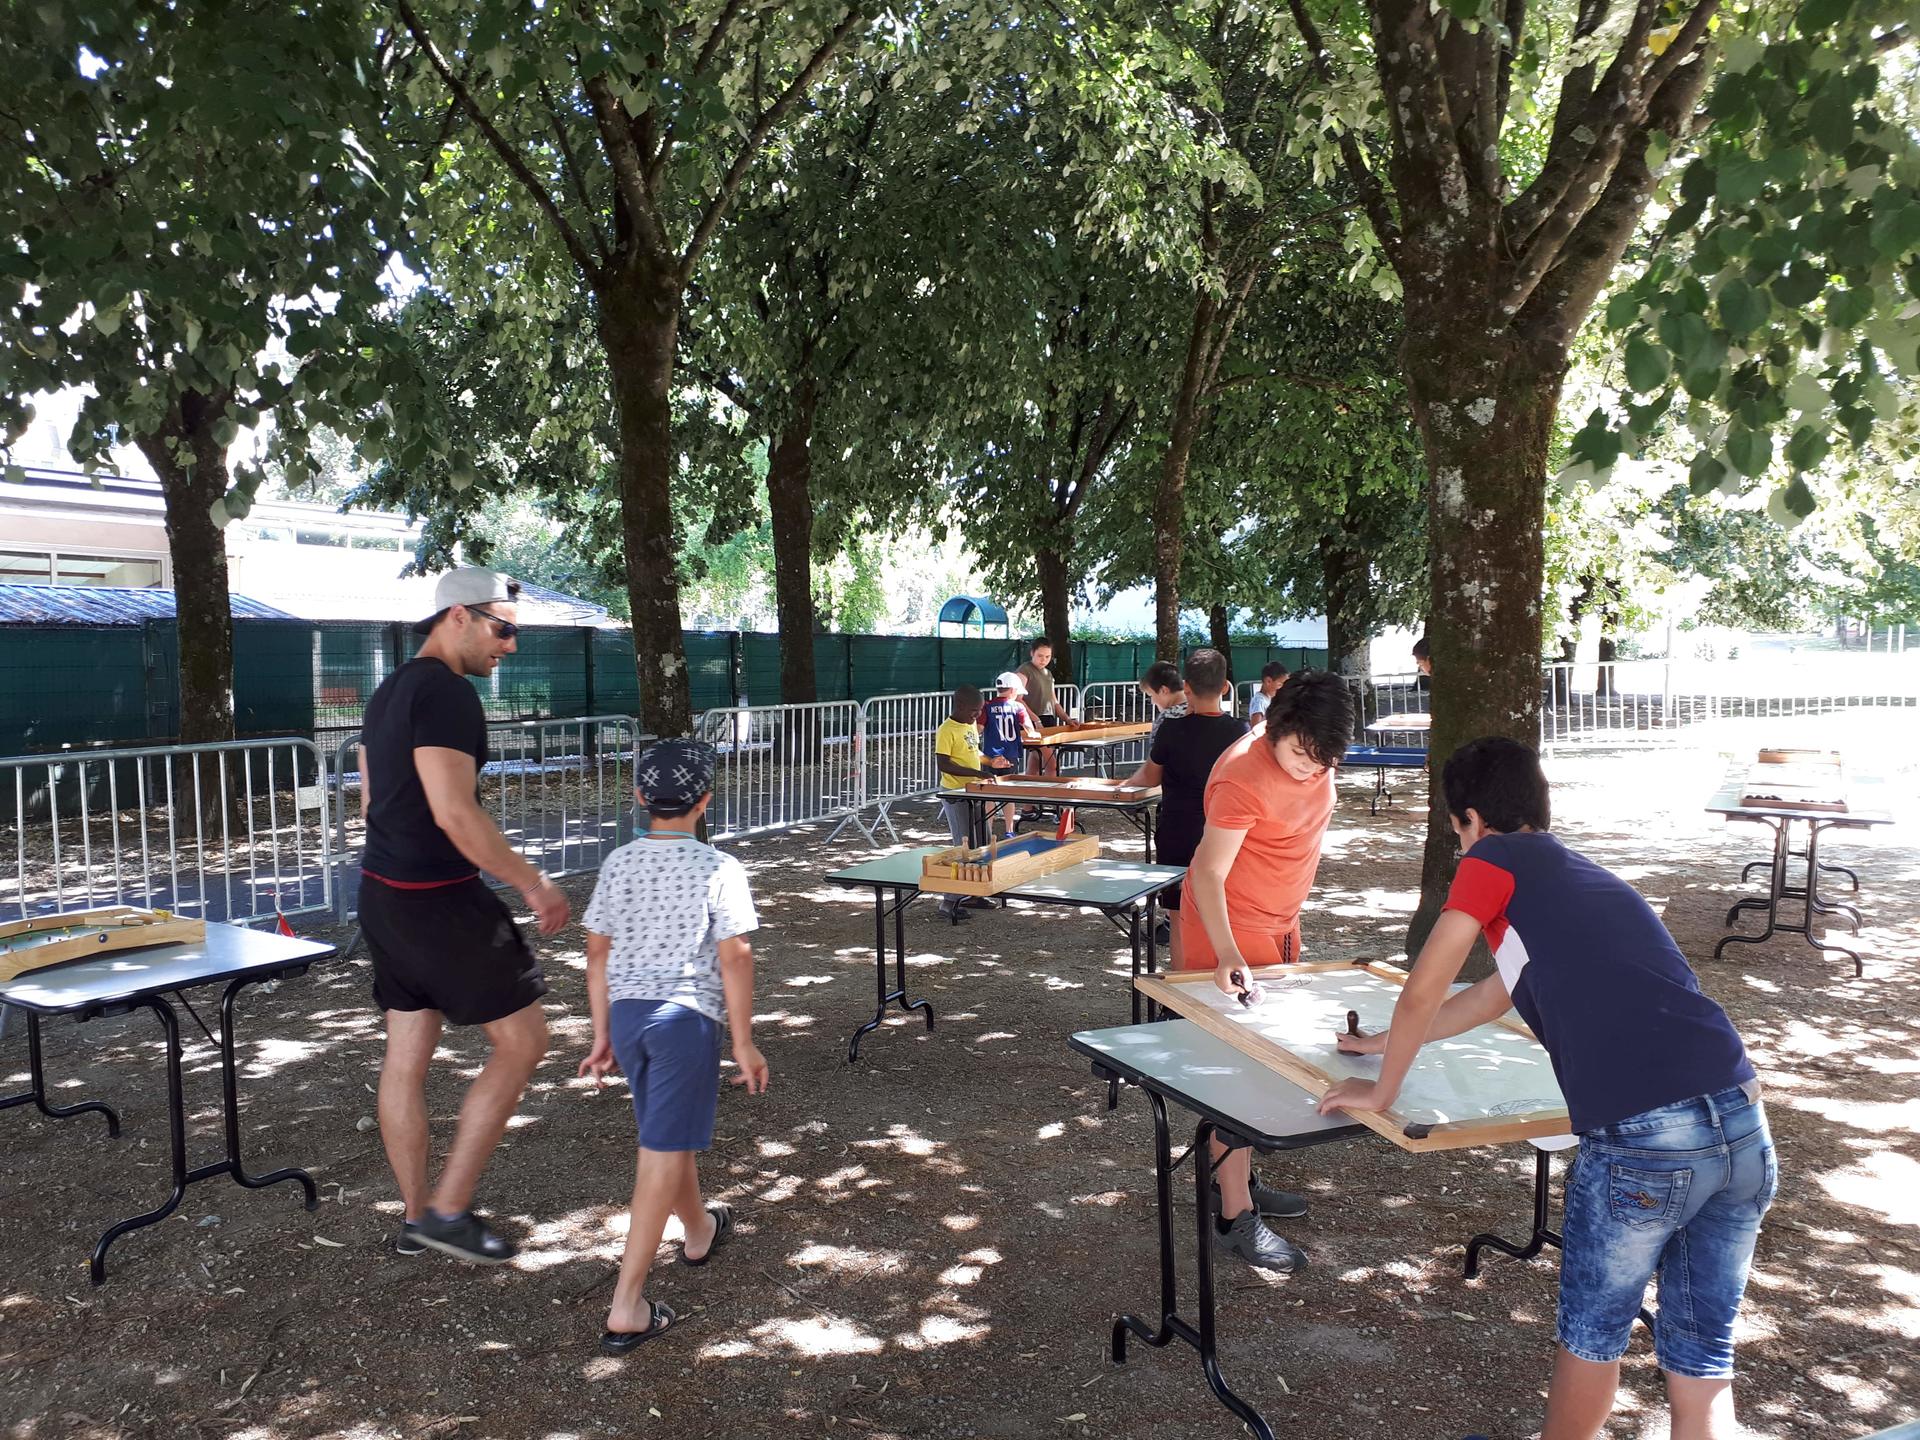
top-left (1110, 1100), bottom-right (1275, 1440)
top-left (1463, 1147), bottom-right (1654, 1332)
top-left (1800, 824), bottom-right (1863, 976)
top-left (0, 1011), bottom-right (120, 1135)
top-left (847, 886), bottom-right (934, 1062)
top-left (90, 980), bottom-right (318, 1285)
top-left (1715, 819), bottom-right (1787, 959)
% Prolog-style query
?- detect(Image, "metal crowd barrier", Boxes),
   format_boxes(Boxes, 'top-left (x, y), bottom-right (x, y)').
top-left (695, 700), bottom-right (869, 845)
top-left (332, 714), bottom-right (643, 921)
top-left (1, 736), bottom-right (332, 927)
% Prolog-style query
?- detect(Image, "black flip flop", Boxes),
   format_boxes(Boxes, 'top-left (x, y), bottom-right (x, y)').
top-left (681, 1202), bottom-right (733, 1267)
top-left (600, 1299), bottom-right (677, 1354)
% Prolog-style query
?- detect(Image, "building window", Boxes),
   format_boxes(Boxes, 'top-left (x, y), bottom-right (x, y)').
top-left (0, 549), bottom-right (165, 587)
top-left (0, 550), bottom-right (55, 584)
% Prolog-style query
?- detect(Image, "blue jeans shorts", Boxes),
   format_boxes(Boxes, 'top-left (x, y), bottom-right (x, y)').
top-left (1560, 1083), bottom-right (1776, 1378)
top-left (608, 999), bottom-right (723, 1152)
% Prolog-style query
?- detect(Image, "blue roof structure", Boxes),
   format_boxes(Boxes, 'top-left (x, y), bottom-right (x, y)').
top-left (937, 594), bottom-right (1010, 627)
top-left (0, 584), bottom-right (299, 626)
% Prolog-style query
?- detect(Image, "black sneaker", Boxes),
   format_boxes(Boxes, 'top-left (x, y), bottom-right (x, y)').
top-left (409, 1209), bottom-right (517, 1264)
top-left (395, 1223), bottom-right (426, 1256)
top-left (1153, 919), bottom-right (1171, 947)
top-left (1249, 1169), bottom-right (1310, 1219)
top-left (1213, 1211), bottom-right (1307, 1273)
top-left (961, 895), bottom-right (996, 909)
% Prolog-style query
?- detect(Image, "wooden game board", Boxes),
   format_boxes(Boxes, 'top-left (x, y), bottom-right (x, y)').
top-left (1756, 747), bottom-right (1842, 767)
top-left (962, 775), bottom-right (1161, 804)
top-left (0, 907), bottom-right (206, 983)
top-left (920, 832), bottom-right (1101, 897)
top-left (1134, 960), bottom-right (1570, 1153)
top-left (1030, 721), bottom-right (1151, 746)
top-left (1740, 761), bottom-right (1848, 812)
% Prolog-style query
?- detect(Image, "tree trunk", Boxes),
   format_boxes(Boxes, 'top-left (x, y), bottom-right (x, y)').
top-left (135, 392), bottom-right (235, 748)
top-left (600, 268), bottom-right (693, 738)
top-left (1402, 345), bottom-right (1564, 962)
top-left (1034, 540), bottom-right (1074, 684)
top-left (1208, 603), bottom-right (1232, 673)
top-left (1555, 575), bottom-right (1595, 706)
top-left (766, 379), bottom-right (820, 706)
top-left (1153, 290), bottom-right (1217, 660)
top-left (1319, 526), bottom-right (1373, 679)
top-left (1596, 577), bottom-right (1623, 696)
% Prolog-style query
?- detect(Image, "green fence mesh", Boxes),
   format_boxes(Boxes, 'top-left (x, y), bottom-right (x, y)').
top-left (0, 620), bottom-right (1331, 753)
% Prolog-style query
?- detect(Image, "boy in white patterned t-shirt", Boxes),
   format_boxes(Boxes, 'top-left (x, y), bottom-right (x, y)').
top-left (577, 738), bottom-right (769, 1353)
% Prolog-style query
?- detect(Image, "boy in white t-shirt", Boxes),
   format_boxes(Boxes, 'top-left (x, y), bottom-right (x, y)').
top-left (578, 738), bottom-right (769, 1353)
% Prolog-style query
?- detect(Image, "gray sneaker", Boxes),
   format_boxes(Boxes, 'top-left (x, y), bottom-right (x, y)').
top-left (1213, 1210), bottom-right (1307, 1273)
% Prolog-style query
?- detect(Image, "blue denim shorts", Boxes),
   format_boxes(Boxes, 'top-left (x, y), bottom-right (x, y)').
top-left (608, 999), bottom-right (723, 1152)
top-left (1560, 1084), bottom-right (1776, 1378)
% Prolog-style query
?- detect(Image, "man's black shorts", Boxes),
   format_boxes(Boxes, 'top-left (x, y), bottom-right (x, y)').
top-left (359, 874), bottom-right (548, 1026)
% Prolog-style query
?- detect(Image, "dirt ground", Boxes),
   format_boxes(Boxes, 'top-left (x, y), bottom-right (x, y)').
top-left (2, 726), bottom-right (1916, 1440)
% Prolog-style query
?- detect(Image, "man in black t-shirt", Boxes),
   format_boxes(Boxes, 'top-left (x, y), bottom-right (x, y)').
top-left (358, 567), bottom-right (570, 1265)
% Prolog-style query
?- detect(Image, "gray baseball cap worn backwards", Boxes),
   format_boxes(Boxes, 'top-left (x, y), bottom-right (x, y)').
top-left (415, 567), bottom-right (520, 634)
top-left (637, 738), bottom-right (717, 807)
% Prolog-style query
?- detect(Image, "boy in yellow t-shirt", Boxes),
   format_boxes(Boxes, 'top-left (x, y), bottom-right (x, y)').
top-left (933, 684), bottom-right (1008, 920)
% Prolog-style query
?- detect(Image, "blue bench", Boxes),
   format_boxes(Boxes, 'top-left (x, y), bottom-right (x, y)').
top-left (1340, 745), bottom-right (1428, 815)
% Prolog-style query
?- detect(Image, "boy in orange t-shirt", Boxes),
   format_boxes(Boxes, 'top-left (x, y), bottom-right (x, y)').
top-left (1181, 669), bottom-right (1353, 1274)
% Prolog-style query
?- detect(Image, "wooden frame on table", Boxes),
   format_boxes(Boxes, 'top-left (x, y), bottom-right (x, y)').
top-left (0, 907), bottom-right (207, 983)
top-left (962, 775), bottom-right (1160, 804)
top-left (1031, 721), bottom-right (1151, 747)
top-left (1134, 959), bottom-right (1569, 1154)
top-left (920, 832), bottom-right (1102, 897)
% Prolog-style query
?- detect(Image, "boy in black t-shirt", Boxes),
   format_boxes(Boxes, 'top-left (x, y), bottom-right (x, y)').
top-left (1108, 648), bottom-right (1246, 970)
top-left (358, 568), bottom-right (571, 1266)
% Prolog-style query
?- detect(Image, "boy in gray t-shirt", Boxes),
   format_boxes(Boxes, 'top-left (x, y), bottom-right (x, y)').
top-left (578, 739), bottom-right (769, 1353)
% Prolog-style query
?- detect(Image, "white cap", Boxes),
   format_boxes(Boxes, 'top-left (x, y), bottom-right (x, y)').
top-left (995, 671), bottom-right (1027, 693)
top-left (415, 567), bottom-right (520, 633)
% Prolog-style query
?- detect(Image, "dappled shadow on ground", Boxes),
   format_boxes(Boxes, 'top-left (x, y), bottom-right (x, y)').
top-left (1, 744), bottom-right (1915, 1439)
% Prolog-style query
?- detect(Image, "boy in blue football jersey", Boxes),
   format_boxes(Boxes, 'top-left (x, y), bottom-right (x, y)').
top-left (980, 672), bottom-right (1039, 837)
top-left (1323, 737), bottom-right (1771, 1440)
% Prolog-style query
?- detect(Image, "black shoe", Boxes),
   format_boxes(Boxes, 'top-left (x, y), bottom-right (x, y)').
top-left (939, 904), bottom-right (972, 924)
top-left (961, 895), bottom-right (996, 909)
top-left (409, 1209), bottom-right (517, 1264)
top-left (395, 1223), bottom-right (426, 1256)
top-left (1153, 919), bottom-right (1171, 947)
top-left (1249, 1169), bottom-right (1310, 1219)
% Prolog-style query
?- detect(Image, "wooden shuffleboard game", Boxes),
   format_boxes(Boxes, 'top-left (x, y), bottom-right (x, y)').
top-left (0, 907), bottom-right (206, 984)
top-left (1135, 960), bottom-right (1569, 1153)
top-left (920, 832), bottom-right (1101, 897)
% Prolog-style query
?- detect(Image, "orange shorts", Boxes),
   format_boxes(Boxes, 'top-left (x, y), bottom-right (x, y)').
top-left (1175, 905), bottom-right (1301, 972)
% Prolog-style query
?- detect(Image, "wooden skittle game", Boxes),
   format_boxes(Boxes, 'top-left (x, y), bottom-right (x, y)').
top-left (1135, 959), bottom-right (1570, 1153)
top-left (962, 775), bottom-right (1160, 805)
top-left (920, 832), bottom-right (1102, 897)
top-left (1031, 721), bottom-right (1151, 747)
top-left (0, 907), bottom-right (206, 984)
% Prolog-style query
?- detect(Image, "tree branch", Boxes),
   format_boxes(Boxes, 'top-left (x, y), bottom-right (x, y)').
top-left (680, 7), bottom-right (866, 282)
top-left (1283, 0), bottom-right (1401, 257)
top-left (580, 73), bottom-right (673, 267)
top-left (1495, 0), bottom-right (1526, 133)
top-left (1374, 0), bottom-right (1474, 217)
top-left (540, 80), bottom-right (609, 262)
top-left (390, 0), bottom-right (602, 283)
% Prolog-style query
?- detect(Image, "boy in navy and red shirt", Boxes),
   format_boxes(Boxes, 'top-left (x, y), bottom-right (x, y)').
top-left (980, 671), bottom-right (1039, 837)
top-left (1322, 736), bottom-right (1772, 1440)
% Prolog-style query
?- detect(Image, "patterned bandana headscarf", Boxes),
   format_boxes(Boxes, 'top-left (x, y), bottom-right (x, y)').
top-left (635, 738), bottom-right (717, 805)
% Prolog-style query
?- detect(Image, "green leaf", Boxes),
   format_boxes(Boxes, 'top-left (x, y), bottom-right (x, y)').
top-left (1623, 335), bottom-right (1669, 393)
top-left (1808, 90), bottom-right (1855, 153)
top-left (1868, 201), bottom-right (1920, 263)
top-left (1605, 292), bottom-right (1640, 330)
top-left (1771, 265), bottom-right (1826, 310)
top-left (1826, 284), bottom-right (1873, 330)
top-left (1797, 0), bottom-right (1852, 32)
top-left (1785, 424), bottom-right (1830, 472)
top-left (1568, 409), bottom-right (1623, 472)
top-left (1726, 425), bottom-right (1774, 477)
top-left (1783, 477), bottom-right (1816, 517)
top-left (212, 417), bottom-right (240, 448)
top-left (1717, 278), bottom-right (1768, 337)
top-left (1716, 158), bottom-right (1766, 208)
top-left (1688, 450), bottom-right (1726, 495)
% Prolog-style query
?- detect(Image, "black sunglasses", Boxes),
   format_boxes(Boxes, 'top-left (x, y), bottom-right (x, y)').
top-left (463, 604), bottom-right (519, 640)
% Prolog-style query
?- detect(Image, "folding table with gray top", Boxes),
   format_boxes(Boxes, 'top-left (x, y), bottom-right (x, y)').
top-left (0, 923), bottom-right (336, 1283)
top-left (1070, 1020), bottom-right (1367, 1440)
top-left (824, 846), bottom-right (1186, 1061)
